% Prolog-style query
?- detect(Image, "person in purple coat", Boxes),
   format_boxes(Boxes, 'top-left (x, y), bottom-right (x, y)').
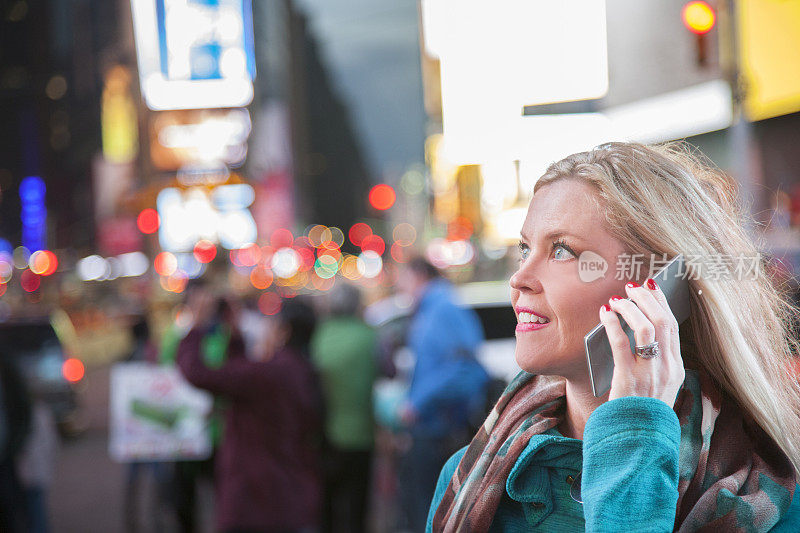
top-left (177, 296), bottom-right (323, 533)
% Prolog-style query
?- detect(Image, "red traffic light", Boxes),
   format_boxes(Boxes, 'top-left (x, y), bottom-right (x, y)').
top-left (682, 1), bottom-right (715, 35)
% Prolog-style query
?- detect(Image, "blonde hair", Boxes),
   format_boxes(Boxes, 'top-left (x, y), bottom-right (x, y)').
top-left (536, 141), bottom-right (800, 475)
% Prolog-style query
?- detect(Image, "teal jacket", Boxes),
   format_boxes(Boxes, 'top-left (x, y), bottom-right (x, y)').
top-left (427, 396), bottom-right (800, 532)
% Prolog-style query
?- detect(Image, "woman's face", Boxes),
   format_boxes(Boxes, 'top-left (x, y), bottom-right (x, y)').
top-left (510, 179), bottom-right (633, 380)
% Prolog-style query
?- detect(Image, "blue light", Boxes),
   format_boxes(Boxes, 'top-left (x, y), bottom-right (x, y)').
top-left (20, 176), bottom-right (46, 252)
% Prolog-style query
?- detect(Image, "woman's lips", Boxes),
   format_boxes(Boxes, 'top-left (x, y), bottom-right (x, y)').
top-left (516, 321), bottom-right (551, 332)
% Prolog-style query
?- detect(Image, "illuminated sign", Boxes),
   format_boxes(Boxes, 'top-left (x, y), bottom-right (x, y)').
top-left (131, 0), bottom-right (256, 110)
top-left (19, 176), bottom-right (46, 252)
top-left (156, 185), bottom-right (257, 252)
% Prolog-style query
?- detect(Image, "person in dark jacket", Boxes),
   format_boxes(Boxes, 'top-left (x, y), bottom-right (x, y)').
top-left (177, 296), bottom-right (323, 533)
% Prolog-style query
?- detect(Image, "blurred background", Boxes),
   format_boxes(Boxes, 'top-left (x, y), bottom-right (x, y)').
top-left (0, 0), bottom-right (799, 532)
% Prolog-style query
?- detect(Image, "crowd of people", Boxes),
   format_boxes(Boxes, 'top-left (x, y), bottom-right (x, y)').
top-left (118, 258), bottom-right (491, 533)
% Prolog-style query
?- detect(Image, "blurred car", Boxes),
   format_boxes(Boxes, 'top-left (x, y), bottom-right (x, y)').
top-left (0, 318), bottom-right (84, 436)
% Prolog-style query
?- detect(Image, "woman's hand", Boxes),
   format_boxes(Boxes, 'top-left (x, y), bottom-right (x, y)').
top-left (600, 279), bottom-right (685, 407)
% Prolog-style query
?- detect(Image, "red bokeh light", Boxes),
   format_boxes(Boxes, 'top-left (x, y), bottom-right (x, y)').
top-left (62, 358), bottom-right (85, 383)
top-left (348, 223), bottom-right (373, 247)
top-left (20, 269), bottom-right (40, 292)
top-left (391, 242), bottom-right (410, 263)
top-left (270, 228), bottom-right (294, 249)
top-left (361, 234), bottom-right (386, 255)
top-left (193, 240), bottom-right (217, 264)
top-left (296, 247), bottom-right (315, 271)
top-left (258, 292), bottom-right (283, 316)
top-left (0, 283), bottom-right (6, 297)
top-left (237, 244), bottom-right (261, 267)
top-left (368, 184), bottom-right (396, 211)
top-left (137, 208), bottom-right (160, 234)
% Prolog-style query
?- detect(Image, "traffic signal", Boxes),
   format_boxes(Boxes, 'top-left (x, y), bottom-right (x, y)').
top-left (682, 1), bottom-right (716, 67)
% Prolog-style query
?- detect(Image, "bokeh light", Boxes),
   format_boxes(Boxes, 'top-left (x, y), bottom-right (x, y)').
top-left (308, 225), bottom-right (332, 248)
top-left (682, 1), bottom-right (715, 34)
top-left (270, 228), bottom-right (294, 249)
top-left (447, 216), bottom-right (474, 241)
top-left (154, 252), bottom-right (178, 276)
top-left (20, 269), bottom-right (41, 292)
top-left (271, 247), bottom-right (301, 278)
top-left (62, 358), bottom-right (85, 383)
top-left (361, 234), bottom-right (386, 255)
top-left (193, 240), bottom-right (217, 263)
top-left (258, 292), bottom-right (282, 315)
top-left (348, 223), bottom-right (372, 246)
top-left (391, 242), bottom-right (411, 263)
top-left (368, 184), bottom-right (396, 210)
top-left (250, 267), bottom-right (273, 290)
top-left (392, 223), bottom-right (417, 246)
top-left (357, 251), bottom-right (383, 278)
top-left (137, 208), bottom-right (160, 234)
top-left (237, 243), bottom-right (262, 267)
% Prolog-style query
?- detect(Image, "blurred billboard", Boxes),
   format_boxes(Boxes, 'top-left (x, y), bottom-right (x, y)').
top-left (130, 0), bottom-right (256, 110)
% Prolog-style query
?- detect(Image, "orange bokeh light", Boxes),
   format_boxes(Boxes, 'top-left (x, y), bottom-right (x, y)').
top-left (29, 250), bottom-right (58, 276)
top-left (154, 252), bottom-right (178, 276)
top-left (250, 267), bottom-right (274, 290)
top-left (368, 184), bottom-right (396, 210)
top-left (62, 358), bottom-right (85, 383)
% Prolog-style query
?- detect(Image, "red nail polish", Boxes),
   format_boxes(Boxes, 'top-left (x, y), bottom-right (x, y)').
top-left (601, 304), bottom-right (611, 312)
top-left (610, 295), bottom-right (623, 301)
top-left (626, 282), bottom-right (639, 289)
top-left (646, 278), bottom-right (658, 290)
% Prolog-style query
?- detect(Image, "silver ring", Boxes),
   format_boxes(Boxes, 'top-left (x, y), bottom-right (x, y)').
top-left (635, 341), bottom-right (660, 359)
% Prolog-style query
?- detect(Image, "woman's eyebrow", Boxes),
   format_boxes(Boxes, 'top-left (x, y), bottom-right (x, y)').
top-left (520, 229), bottom-right (586, 242)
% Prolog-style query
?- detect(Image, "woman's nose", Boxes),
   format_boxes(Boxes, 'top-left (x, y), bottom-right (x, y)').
top-left (510, 259), bottom-right (543, 293)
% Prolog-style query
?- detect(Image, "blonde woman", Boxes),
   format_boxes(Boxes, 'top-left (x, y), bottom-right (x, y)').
top-left (427, 142), bottom-right (800, 532)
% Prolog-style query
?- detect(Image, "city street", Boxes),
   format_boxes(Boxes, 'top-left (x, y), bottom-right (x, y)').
top-left (51, 366), bottom-right (125, 533)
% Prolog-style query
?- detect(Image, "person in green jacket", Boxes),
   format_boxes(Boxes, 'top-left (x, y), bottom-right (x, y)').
top-left (310, 283), bottom-right (377, 533)
top-left (428, 142), bottom-right (800, 531)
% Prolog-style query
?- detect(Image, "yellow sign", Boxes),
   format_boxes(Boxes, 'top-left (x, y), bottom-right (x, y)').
top-left (738, 0), bottom-right (800, 121)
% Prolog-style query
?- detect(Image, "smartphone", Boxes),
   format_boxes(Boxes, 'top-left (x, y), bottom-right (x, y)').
top-left (584, 254), bottom-right (691, 397)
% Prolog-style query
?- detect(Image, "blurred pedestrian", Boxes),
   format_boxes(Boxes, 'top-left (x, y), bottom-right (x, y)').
top-left (122, 316), bottom-right (169, 533)
top-left (177, 297), bottom-right (323, 533)
top-left (395, 257), bottom-right (489, 532)
top-left (311, 283), bottom-right (377, 533)
top-left (17, 399), bottom-right (58, 533)
top-left (0, 354), bottom-right (32, 532)
top-left (160, 280), bottom-right (234, 532)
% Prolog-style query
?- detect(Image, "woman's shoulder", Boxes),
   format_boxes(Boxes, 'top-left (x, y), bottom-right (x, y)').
top-left (771, 485), bottom-right (800, 532)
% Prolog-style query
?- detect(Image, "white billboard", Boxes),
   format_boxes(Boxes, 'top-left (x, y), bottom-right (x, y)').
top-left (130, 0), bottom-right (256, 110)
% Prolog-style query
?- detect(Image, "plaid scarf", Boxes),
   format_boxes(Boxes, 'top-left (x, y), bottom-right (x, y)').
top-left (431, 370), bottom-right (796, 532)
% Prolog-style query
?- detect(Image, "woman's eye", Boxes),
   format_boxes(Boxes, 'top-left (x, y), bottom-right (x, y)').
top-left (518, 242), bottom-right (530, 261)
top-left (552, 242), bottom-right (575, 261)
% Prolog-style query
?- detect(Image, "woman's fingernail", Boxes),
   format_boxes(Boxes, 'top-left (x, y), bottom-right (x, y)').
top-left (601, 304), bottom-right (611, 312)
top-left (626, 282), bottom-right (639, 289)
top-left (610, 295), bottom-right (624, 301)
top-left (646, 278), bottom-right (658, 290)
